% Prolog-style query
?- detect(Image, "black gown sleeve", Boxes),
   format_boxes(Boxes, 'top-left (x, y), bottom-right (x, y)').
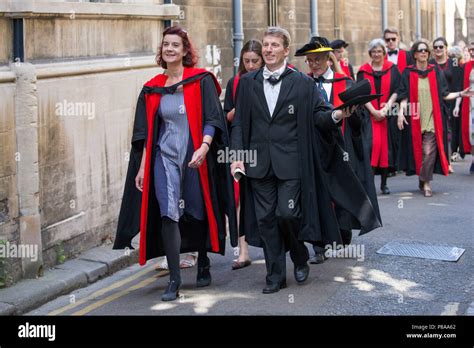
top-left (230, 76), bottom-right (247, 152)
top-left (397, 69), bottom-right (410, 101)
top-left (436, 69), bottom-right (450, 98)
top-left (390, 66), bottom-right (401, 96)
top-left (223, 77), bottom-right (235, 115)
top-left (201, 74), bottom-right (227, 134)
top-left (113, 88), bottom-right (148, 249)
top-left (131, 90), bottom-right (147, 149)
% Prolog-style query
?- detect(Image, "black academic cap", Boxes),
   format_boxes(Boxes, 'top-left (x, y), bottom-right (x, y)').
top-left (335, 79), bottom-right (383, 110)
top-left (295, 36), bottom-right (333, 56)
top-left (331, 39), bottom-right (349, 49)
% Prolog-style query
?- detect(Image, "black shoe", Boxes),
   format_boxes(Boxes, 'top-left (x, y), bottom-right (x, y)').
top-left (294, 263), bottom-right (310, 283)
top-left (309, 252), bottom-right (327, 264)
top-left (161, 280), bottom-right (181, 301)
top-left (470, 163), bottom-right (474, 174)
top-left (196, 257), bottom-right (211, 288)
top-left (381, 186), bottom-right (390, 195)
top-left (262, 280), bottom-right (287, 294)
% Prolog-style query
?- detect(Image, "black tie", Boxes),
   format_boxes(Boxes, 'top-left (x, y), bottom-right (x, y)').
top-left (388, 50), bottom-right (398, 56)
top-left (314, 76), bottom-right (329, 103)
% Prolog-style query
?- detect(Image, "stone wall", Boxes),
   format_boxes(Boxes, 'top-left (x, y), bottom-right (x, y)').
top-left (170, 0), bottom-right (445, 86)
top-left (0, 0), bottom-right (177, 286)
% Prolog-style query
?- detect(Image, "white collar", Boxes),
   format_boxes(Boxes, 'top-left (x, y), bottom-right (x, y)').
top-left (313, 67), bottom-right (333, 81)
top-left (263, 64), bottom-right (287, 79)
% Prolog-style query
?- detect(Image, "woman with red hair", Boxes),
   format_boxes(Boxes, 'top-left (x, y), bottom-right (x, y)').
top-left (114, 26), bottom-right (237, 301)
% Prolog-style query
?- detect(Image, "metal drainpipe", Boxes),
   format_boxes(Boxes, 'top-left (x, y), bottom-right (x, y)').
top-left (13, 18), bottom-right (24, 63)
top-left (382, 0), bottom-right (388, 32)
top-left (415, 0), bottom-right (421, 40)
top-left (310, 0), bottom-right (319, 38)
top-left (435, 0), bottom-right (440, 38)
top-left (164, 0), bottom-right (172, 28)
top-left (233, 0), bottom-right (244, 76)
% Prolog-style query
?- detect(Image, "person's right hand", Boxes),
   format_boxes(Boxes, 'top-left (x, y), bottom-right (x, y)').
top-left (135, 167), bottom-right (145, 192)
top-left (227, 108), bottom-right (236, 122)
top-left (397, 114), bottom-right (408, 130)
top-left (373, 110), bottom-right (385, 122)
top-left (230, 161), bottom-right (245, 177)
top-left (453, 106), bottom-right (460, 118)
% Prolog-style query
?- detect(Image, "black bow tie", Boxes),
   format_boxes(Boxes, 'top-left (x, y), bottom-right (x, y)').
top-left (264, 68), bottom-right (293, 85)
top-left (314, 76), bottom-right (326, 83)
top-left (388, 50), bottom-right (398, 56)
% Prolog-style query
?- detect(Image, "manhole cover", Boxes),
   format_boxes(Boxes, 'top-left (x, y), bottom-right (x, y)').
top-left (376, 241), bottom-right (465, 262)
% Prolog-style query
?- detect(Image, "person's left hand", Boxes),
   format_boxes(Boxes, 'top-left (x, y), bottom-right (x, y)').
top-left (188, 144), bottom-right (209, 168)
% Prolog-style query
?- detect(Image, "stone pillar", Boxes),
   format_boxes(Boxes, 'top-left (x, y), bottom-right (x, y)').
top-left (11, 62), bottom-right (43, 279)
top-left (467, 0), bottom-right (474, 42)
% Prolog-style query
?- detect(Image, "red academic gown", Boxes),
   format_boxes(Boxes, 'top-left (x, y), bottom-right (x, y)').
top-left (358, 60), bottom-right (401, 170)
top-left (397, 65), bottom-right (451, 177)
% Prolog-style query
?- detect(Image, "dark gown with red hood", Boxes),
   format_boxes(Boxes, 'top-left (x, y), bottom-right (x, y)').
top-left (114, 68), bottom-right (238, 265)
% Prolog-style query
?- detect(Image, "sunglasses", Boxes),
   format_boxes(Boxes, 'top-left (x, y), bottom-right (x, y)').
top-left (469, 48), bottom-right (474, 52)
top-left (416, 48), bottom-right (429, 53)
top-left (385, 37), bottom-right (397, 42)
top-left (433, 45), bottom-right (445, 50)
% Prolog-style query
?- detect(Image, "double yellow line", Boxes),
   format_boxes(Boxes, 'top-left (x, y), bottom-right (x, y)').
top-left (48, 265), bottom-right (168, 316)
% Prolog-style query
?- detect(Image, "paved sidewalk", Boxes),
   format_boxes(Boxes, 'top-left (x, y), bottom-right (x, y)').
top-left (0, 244), bottom-right (139, 315)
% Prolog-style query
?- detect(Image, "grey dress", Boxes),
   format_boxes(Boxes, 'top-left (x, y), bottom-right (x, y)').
top-left (153, 90), bottom-right (215, 222)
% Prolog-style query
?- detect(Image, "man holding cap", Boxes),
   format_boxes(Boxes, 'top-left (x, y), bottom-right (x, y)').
top-left (296, 36), bottom-right (381, 264)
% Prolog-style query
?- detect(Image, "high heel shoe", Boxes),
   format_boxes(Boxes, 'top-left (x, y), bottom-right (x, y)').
top-left (161, 279), bottom-right (181, 301)
top-left (196, 256), bottom-right (211, 288)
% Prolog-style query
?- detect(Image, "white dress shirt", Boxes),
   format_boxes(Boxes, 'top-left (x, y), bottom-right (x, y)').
top-left (313, 67), bottom-right (334, 102)
top-left (263, 64), bottom-right (287, 117)
top-left (314, 68), bottom-right (342, 123)
top-left (387, 49), bottom-right (399, 65)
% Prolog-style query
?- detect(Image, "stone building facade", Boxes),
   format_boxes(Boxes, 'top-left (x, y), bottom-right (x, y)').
top-left (0, 0), bottom-right (445, 286)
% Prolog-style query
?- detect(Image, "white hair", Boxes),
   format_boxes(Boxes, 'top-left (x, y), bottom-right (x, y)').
top-left (368, 38), bottom-right (387, 55)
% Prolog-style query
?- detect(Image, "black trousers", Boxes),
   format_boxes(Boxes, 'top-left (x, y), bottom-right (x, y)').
top-left (250, 167), bottom-right (309, 285)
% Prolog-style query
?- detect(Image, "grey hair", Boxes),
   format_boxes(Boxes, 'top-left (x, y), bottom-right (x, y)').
top-left (264, 27), bottom-right (291, 48)
top-left (448, 46), bottom-right (463, 60)
top-left (368, 38), bottom-right (387, 55)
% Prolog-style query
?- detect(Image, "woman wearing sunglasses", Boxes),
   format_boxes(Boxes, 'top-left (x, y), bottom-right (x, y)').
top-left (429, 37), bottom-right (464, 171)
top-left (397, 40), bottom-right (473, 197)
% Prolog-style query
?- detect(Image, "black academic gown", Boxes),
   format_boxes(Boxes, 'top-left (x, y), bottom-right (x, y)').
top-left (326, 75), bottom-right (382, 232)
top-left (114, 71), bottom-right (238, 262)
top-left (430, 58), bottom-right (465, 156)
top-left (232, 69), bottom-right (381, 249)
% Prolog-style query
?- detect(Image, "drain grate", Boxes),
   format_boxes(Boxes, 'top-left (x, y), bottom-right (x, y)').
top-left (376, 240), bottom-right (465, 262)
